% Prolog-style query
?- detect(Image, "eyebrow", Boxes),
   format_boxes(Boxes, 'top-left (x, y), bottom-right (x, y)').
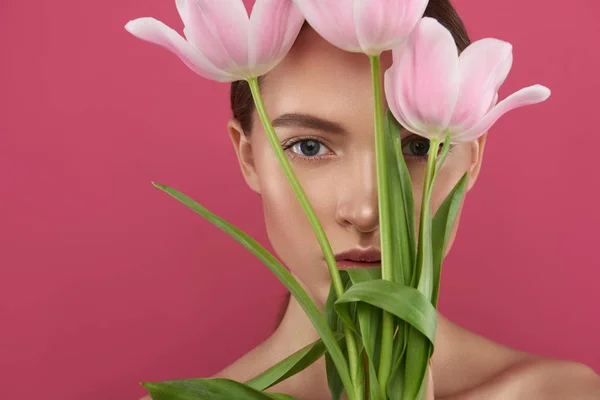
top-left (271, 113), bottom-right (347, 135)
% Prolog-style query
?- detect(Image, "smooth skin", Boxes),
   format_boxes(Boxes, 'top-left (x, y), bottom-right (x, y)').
top-left (140, 26), bottom-right (600, 400)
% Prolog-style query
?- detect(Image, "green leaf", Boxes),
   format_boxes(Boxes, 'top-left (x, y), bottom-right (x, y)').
top-left (325, 348), bottom-right (345, 400)
top-left (345, 267), bottom-right (381, 284)
top-left (151, 182), bottom-right (352, 396)
top-left (403, 327), bottom-right (431, 399)
top-left (141, 378), bottom-right (296, 400)
top-left (324, 273), bottom-right (352, 400)
top-left (381, 110), bottom-right (419, 399)
top-left (333, 280), bottom-right (437, 345)
top-left (384, 110), bottom-right (417, 286)
top-left (366, 351), bottom-right (383, 400)
top-left (245, 333), bottom-right (345, 392)
top-left (354, 345), bottom-right (366, 400)
top-left (431, 172), bottom-right (468, 308)
top-left (386, 320), bottom-right (408, 398)
top-left (357, 302), bottom-right (383, 400)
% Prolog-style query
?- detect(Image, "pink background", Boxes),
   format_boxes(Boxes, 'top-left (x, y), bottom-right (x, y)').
top-left (1, 0), bottom-right (599, 399)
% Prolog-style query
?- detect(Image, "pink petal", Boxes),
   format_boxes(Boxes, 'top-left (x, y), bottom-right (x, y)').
top-left (391, 17), bottom-right (459, 137)
top-left (452, 85), bottom-right (551, 143)
top-left (450, 38), bottom-right (513, 132)
top-left (124, 18), bottom-right (234, 81)
top-left (176, 0), bottom-right (249, 74)
top-left (354, 0), bottom-right (428, 55)
top-left (384, 65), bottom-right (426, 136)
top-left (292, 0), bottom-right (361, 52)
top-left (248, 0), bottom-right (304, 76)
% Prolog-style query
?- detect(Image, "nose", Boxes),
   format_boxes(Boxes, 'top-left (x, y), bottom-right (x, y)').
top-left (334, 153), bottom-right (379, 234)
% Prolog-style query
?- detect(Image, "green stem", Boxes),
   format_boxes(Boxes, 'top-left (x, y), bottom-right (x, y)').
top-left (413, 138), bottom-right (441, 294)
top-left (369, 55), bottom-right (394, 397)
top-left (369, 56), bottom-right (393, 281)
top-left (247, 77), bottom-right (361, 400)
top-left (432, 133), bottom-right (451, 183)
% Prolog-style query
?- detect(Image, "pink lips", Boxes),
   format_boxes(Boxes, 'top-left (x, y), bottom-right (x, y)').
top-left (334, 247), bottom-right (382, 269)
top-left (336, 260), bottom-right (382, 269)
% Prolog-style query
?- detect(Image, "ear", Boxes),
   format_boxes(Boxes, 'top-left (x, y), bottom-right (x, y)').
top-left (227, 118), bottom-right (261, 194)
top-left (466, 132), bottom-right (487, 191)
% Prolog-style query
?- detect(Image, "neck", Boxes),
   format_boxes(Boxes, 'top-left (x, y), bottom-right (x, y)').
top-left (270, 275), bottom-right (328, 353)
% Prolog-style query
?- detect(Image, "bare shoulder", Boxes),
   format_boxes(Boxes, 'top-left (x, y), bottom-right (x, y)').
top-left (213, 337), bottom-right (330, 399)
top-left (431, 312), bottom-right (542, 398)
top-left (211, 339), bottom-right (274, 382)
top-left (432, 314), bottom-right (600, 398)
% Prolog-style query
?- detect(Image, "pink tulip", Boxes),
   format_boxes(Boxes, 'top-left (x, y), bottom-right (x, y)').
top-left (125, 0), bottom-right (304, 82)
top-left (292, 0), bottom-right (428, 55)
top-left (384, 17), bottom-right (551, 143)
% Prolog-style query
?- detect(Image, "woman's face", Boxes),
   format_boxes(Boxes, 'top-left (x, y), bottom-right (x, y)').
top-left (228, 26), bottom-right (486, 304)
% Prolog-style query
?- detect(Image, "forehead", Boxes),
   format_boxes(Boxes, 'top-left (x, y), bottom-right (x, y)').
top-left (260, 27), bottom-right (393, 123)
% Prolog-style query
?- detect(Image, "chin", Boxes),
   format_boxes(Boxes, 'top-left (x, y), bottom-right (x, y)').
top-left (314, 281), bottom-right (333, 306)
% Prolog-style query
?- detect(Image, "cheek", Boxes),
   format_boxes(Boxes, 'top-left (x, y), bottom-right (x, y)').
top-left (430, 145), bottom-right (472, 213)
top-left (256, 152), bottom-right (308, 259)
top-left (410, 146), bottom-right (472, 234)
top-left (444, 202), bottom-right (464, 257)
top-left (253, 145), bottom-right (334, 282)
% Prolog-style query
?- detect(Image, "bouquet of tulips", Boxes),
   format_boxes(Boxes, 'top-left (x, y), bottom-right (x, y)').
top-left (125, 1), bottom-right (550, 399)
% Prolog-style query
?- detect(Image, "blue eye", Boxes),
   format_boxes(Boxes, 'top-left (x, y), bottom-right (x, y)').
top-left (284, 137), bottom-right (331, 160)
top-left (293, 139), bottom-right (323, 157)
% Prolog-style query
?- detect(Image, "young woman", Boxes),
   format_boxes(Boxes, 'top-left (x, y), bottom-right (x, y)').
top-left (140, 1), bottom-right (600, 399)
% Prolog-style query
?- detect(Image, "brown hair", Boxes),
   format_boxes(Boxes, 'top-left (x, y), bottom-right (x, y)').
top-left (230, 0), bottom-right (471, 136)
